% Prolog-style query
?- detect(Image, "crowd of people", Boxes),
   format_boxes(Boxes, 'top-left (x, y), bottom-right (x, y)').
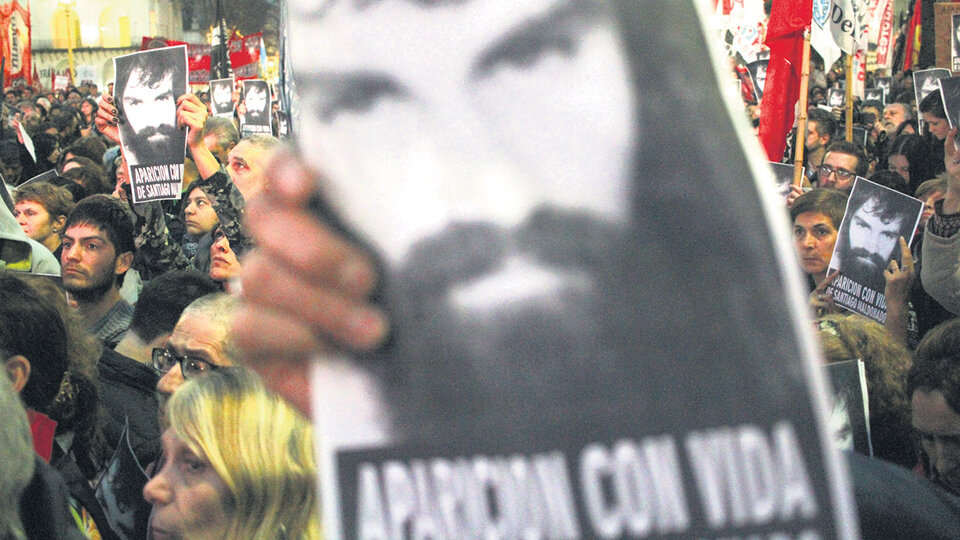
top-left (7, 9), bottom-right (960, 538)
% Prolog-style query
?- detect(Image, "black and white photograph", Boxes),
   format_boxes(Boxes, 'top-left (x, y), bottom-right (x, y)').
top-left (113, 45), bottom-right (188, 203)
top-left (874, 76), bottom-right (891, 93)
top-left (953, 14), bottom-right (960, 72)
top-left (827, 88), bottom-right (845, 108)
top-left (289, 2), bottom-right (857, 539)
top-left (824, 360), bottom-right (872, 457)
top-left (864, 87), bottom-right (885, 104)
top-left (209, 77), bottom-right (234, 117)
top-left (826, 177), bottom-right (923, 323)
top-left (913, 68), bottom-right (951, 106)
top-left (747, 58), bottom-right (768, 99)
top-left (240, 78), bottom-right (271, 136)
top-left (770, 160), bottom-right (803, 200)
top-left (940, 76), bottom-right (960, 130)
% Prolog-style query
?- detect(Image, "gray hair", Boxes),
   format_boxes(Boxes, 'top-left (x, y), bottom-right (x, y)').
top-left (180, 293), bottom-right (241, 363)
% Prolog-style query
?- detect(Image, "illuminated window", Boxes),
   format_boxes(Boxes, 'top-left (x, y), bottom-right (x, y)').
top-left (52, 5), bottom-right (81, 48)
top-left (98, 8), bottom-right (130, 48)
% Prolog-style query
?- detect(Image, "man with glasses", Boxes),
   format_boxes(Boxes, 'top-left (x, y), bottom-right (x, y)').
top-left (153, 293), bottom-right (240, 420)
top-left (817, 140), bottom-right (870, 193)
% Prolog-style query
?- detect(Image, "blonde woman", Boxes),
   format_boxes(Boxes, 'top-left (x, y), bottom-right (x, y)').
top-left (144, 369), bottom-right (319, 539)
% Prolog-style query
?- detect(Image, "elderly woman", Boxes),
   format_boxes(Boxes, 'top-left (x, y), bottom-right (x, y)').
top-left (13, 181), bottom-right (75, 258)
top-left (144, 368), bottom-right (319, 539)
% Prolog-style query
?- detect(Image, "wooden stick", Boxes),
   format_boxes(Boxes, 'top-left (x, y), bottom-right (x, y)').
top-left (845, 53), bottom-right (854, 142)
top-left (794, 27), bottom-right (812, 188)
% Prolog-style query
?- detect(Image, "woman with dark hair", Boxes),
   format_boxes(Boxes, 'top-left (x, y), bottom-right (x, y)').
top-left (78, 97), bottom-right (98, 136)
top-left (887, 133), bottom-right (936, 193)
top-left (32, 132), bottom-right (61, 174)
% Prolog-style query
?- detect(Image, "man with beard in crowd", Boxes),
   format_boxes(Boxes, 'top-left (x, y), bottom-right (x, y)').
top-left (830, 182), bottom-right (915, 295)
top-left (61, 194), bottom-right (136, 348)
top-left (113, 47), bottom-right (186, 167)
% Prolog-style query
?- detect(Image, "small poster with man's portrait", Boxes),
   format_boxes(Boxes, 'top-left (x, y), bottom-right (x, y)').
top-left (864, 87), bottom-right (885, 105)
top-left (209, 77), bottom-right (235, 117)
top-left (913, 68), bottom-right (951, 106)
top-left (113, 45), bottom-right (188, 203)
top-left (939, 76), bottom-right (960, 130)
top-left (827, 88), bottom-right (845, 108)
top-left (747, 58), bottom-right (768, 100)
top-left (874, 77), bottom-right (891, 93)
top-left (823, 359), bottom-right (871, 457)
top-left (953, 14), bottom-right (960, 72)
top-left (826, 177), bottom-right (923, 324)
top-left (240, 79), bottom-right (271, 136)
top-left (769, 161), bottom-right (803, 201)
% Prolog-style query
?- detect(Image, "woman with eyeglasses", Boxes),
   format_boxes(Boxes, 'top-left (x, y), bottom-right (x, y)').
top-left (143, 368), bottom-right (319, 539)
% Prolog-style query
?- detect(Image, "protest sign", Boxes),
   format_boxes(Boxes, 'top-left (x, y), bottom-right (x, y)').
top-left (864, 87), bottom-right (884, 104)
top-left (824, 359), bottom-right (871, 457)
top-left (113, 46), bottom-right (187, 203)
top-left (939, 76), bottom-right (960, 131)
top-left (290, 2), bottom-right (859, 538)
top-left (209, 77), bottom-right (234, 117)
top-left (240, 79), bottom-right (271, 136)
top-left (914, 68), bottom-right (951, 106)
top-left (769, 161), bottom-right (804, 201)
top-left (827, 88), bottom-right (845, 108)
top-left (18, 168), bottom-right (56, 188)
top-left (747, 58), bottom-right (768, 99)
top-left (826, 177), bottom-right (923, 324)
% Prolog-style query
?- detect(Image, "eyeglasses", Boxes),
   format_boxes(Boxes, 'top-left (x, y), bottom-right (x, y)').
top-left (818, 164), bottom-right (855, 180)
top-left (152, 348), bottom-right (220, 380)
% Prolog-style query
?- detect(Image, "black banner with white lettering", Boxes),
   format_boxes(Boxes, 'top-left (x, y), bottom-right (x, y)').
top-left (290, 2), bottom-right (858, 538)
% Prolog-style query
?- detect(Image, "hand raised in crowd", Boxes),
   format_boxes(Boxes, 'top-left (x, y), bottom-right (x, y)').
top-left (883, 237), bottom-right (915, 346)
top-left (94, 92), bottom-right (122, 145)
top-left (176, 93), bottom-right (208, 146)
top-left (786, 184), bottom-right (805, 207)
top-left (234, 150), bottom-right (389, 417)
top-left (809, 270), bottom-right (840, 318)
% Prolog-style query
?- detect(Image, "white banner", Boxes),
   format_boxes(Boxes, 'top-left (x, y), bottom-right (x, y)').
top-left (811, 0), bottom-right (872, 71)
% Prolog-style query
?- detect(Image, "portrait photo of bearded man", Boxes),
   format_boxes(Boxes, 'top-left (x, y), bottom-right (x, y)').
top-left (113, 46), bottom-right (188, 167)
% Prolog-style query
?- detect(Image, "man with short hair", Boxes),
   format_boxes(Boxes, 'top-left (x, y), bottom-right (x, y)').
top-left (805, 109), bottom-right (836, 181)
top-left (226, 134), bottom-right (279, 201)
top-left (200, 115), bottom-right (239, 164)
top-left (818, 140), bottom-right (869, 192)
top-left (114, 270), bottom-right (219, 364)
top-left (908, 319), bottom-right (960, 496)
top-left (61, 194), bottom-right (136, 347)
top-left (154, 293), bottom-right (241, 415)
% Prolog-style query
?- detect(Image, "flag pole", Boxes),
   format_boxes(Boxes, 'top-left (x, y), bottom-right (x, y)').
top-left (845, 53), bottom-right (854, 141)
top-left (794, 26), bottom-right (812, 187)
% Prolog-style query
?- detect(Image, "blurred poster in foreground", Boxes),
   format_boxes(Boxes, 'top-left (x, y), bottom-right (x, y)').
top-left (290, 1), bottom-right (858, 538)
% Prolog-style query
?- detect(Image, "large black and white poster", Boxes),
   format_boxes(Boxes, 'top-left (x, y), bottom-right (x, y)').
top-left (240, 79), bottom-right (271, 136)
top-left (209, 77), bottom-right (235, 117)
top-left (953, 14), bottom-right (960, 73)
top-left (113, 46), bottom-right (188, 203)
top-left (290, 1), bottom-right (858, 538)
top-left (939, 76), bottom-right (960, 131)
top-left (826, 177), bottom-right (923, 324)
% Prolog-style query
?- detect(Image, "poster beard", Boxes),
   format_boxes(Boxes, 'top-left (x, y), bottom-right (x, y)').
top-left (836, 234), bottom-right (892, 294)
top-left (360, 206), bottom-right (643, 445)
top-left (121, 122), bottom-right (185, 166)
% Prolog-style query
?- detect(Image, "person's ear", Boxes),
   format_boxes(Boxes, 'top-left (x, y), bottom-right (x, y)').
top-left (115, 251), bottom-right (134, 275)
top-left (52, 214), bottom-right (67, 234)
top-left (4, 355), bottom-right (31, 394)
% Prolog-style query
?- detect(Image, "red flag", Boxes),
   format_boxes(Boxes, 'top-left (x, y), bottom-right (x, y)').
top-left (902, 0), bottom-right (922, 71)
top-left (757, 0), bottom-right (812, 161)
